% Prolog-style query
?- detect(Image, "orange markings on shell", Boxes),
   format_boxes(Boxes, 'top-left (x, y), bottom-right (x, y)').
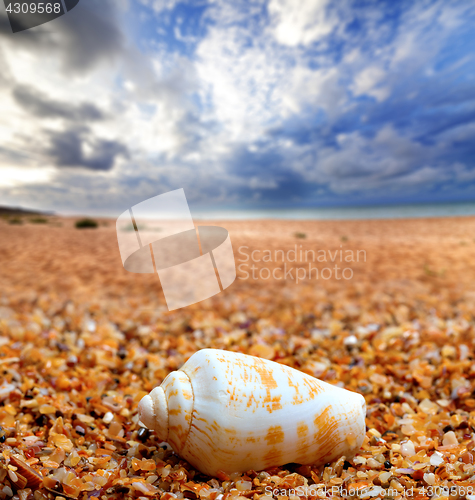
top-left (161, 371), bottom-right (194, 453)
top-left (262, 391), bottom-right (282, 413)
top-left (263, 446), bottom-right (283, 468)
top-left (294, 421), bottom-right (311, 464)
top-left (312, 405), bottom-right (341, 461)
top-left (265, 425), bottom-right (285, 446)
top-left (297, 421), bottom-right (309, 439)
top-left (253, 358), bottom-right (278, 390)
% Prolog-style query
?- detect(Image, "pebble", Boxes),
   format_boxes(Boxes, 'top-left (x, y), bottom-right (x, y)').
top-left (137, 426), bottom-right (150, 442)
top-left (103, 412), bottom-right (114, 424)
top-left (442, 430), bottom-right (458, 446)
top-left (419, 398), bottom-right (438, 413)
top-left (379, 472), bottom-right (391, 484)
top-left (343, 335), bottom-right (358, 346)
top-left (400, 440), bottom-right (416, 457)
top-left (423, 472), bottom-right (435, 485)
top-left (430, 451), bottom-right (445, 466)
top-left (462, 451), bottom-right (474, 464)
top-left (235, 481), bottom-right (252, 491)
top-left (366, 458), bottom-right (382, 469)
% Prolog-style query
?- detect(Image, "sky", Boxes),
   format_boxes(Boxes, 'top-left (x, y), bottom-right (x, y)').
top-left (0, 0), bottom-right (474, 216)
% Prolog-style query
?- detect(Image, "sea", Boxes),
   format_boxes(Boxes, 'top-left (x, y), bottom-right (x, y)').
top-left (191, 202), bottom-right (475, 221)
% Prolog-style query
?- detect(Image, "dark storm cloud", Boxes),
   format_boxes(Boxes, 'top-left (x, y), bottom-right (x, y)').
top-left (0, 0), bottom-right (124, 74)
top-left (13, 85), bottom-right (106, 121)
top-left (0, 0), bottom-right (130, 175)
top-left (55, 0), bottom-right (125, 74)
top-left (46, 127), bottom-right (128, 171)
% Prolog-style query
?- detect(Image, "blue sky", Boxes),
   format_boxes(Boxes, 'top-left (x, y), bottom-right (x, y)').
top-left (0, 0), bottom-right (474, 215)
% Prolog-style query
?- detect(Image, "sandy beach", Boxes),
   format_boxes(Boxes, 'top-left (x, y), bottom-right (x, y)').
top-left (2, 215), bottom-right (475, 299)
top-left (1, 215), bottom-right (475, 497)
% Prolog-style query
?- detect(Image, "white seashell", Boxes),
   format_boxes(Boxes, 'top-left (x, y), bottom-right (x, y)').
top-left (138, 348), bottom-right (366, 476)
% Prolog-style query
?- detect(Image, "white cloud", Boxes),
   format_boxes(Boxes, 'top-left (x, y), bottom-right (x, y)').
top-left (195, 24), bottom-right (284, 140)
top-left (268, 0), bottom-right (335, 46)
top-left (138, 0), bottom-right (179, 14)
top-left (436, 121), bottom-right (475, 144)
top-left (0, 167), bottom-right (56, 188)
top-left (453, 163), bottom-right (475, 182)
top-left (249, 177), bottom-right (278, 189)
top-left (289, 125), bottom-right (449, 194)
top-left (388, 1), bottom-right (472, 72)
top-left (352, 66), bottom-right (389, 102)
top-left (276, 66), bottom-right (345, 117)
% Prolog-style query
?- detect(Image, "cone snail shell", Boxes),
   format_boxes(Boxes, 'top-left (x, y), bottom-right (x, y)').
top-left (138, 348), bottom-right (366, 476)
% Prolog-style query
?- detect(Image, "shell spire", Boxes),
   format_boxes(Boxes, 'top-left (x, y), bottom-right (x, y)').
top-left (138, 348), bottom-right (366, 476)
top-left (138, 370), bottom-right (194, 451)
top-left (137, 386), bottom-right (168, 440)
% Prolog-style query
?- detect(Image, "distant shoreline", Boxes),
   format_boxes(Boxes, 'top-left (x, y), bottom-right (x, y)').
top-left (3, 201), bottom-right (475, 222)
top-left (0, 205), bottom-right (54, 216)
top-left (191, 202), bottom-right (475, 221)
